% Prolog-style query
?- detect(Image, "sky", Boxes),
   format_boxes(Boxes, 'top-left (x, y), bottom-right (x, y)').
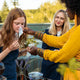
top-left (0, 0), bottom-right (55, 10)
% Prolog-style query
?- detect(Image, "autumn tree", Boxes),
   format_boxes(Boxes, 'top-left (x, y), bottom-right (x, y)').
top-left (0, 0), bottom-right (9, 22)
top-left (0, 0), bottom-right (66, 23)
top-left (39, 0), bottom-right (66, 23)
top-left (24, 0), bottom-right (66, 23)
top-left (11, 0), bottom-right (19, 8)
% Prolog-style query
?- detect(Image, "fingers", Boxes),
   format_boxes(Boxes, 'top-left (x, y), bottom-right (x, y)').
top-left (8, 40), bottom-right (20, 51)
top-left (23, 27), bottom-right (35, 35)
top-left (26, 46), bottom-right (37, 55)
top-left (23, 27), bottom-right (29, 33)
top-left (26, 47), bottom-right (31, 52)
top-left (24, 27), bottom-right (29, 30)
top-left (14, 40), bottom-right (20, 49)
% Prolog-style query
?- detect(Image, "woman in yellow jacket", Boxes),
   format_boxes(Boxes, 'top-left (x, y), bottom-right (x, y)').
top-left (23, 0), bottom-right (80, 79)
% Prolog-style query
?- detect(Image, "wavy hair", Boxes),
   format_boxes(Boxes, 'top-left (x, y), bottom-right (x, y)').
top-left (49, 9), bottom-right (69, 35)
top-left (1, 8), bottom-right (27, 50)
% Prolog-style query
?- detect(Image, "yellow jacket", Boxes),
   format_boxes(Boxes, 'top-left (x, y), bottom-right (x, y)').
top-left (42, 25), bottom-right (80, 63)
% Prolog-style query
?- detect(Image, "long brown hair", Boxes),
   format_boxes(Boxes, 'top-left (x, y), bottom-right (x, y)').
top-left (49, 9), bottom-right (69, 35)
top-left (1, 8), bottom-right (27, 50)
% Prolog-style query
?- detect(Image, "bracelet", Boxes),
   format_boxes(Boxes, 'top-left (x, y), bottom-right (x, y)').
top-left (36, 48), bottom-right (44, 57)
top-left (34, 32), bottom-right (44, 40)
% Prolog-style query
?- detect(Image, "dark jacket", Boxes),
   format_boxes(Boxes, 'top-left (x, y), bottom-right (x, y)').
top-left (41, 29), bottom-right (61, 80)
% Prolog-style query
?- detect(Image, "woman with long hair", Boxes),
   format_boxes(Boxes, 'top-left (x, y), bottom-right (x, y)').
top-left (0, 8), bottom-right (27, 80)
top-left (49, 10), bottom-right (69, 36)
top-left (41, 9), bottom-right (69, 80)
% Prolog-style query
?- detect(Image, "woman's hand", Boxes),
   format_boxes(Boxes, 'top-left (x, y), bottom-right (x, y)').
top-left (23, 27), bottom-right (35, 35)
top-left (27, 46), bottom-right (38, 55)
top-left (0, 40), bottom-right (20, 61)
top-left (8, 40), bottom-right (20, 51)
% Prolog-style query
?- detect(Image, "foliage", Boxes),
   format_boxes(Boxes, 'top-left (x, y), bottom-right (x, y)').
top-left (0, 12), bottom-right (2, 23)
top-left (56, 58), bottom-right (80, 76)
top-left (0, 0), bottom-right (74, 23)
top-left (56, 64), bottom-right (67, 76)
top-left (11, 0), bottom-right (19, 8)
top-left (20, 36), bottom-right (39, 48)
top-left (24, 0), bottom-right (66, 23)
top-left (39, 1), bottom-right (66, 23)
top-left (0, 0), bottom-right (9, 22)
top-left (0, 16), bottom-right (2, 23)
top-left (16, 56), bottom-right (30, 80)
top-left (68, 58), bottom-right (80, 72)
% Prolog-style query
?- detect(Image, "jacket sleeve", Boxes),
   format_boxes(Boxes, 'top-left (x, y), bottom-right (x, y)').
top-left (43, 26), bottom-right (80, 63)
top-left (42, 26), bottom-right (75, 48)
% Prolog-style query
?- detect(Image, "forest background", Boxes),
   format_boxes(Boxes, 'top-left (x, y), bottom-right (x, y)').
top-left (0, 0), bottom-right (73, 23)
